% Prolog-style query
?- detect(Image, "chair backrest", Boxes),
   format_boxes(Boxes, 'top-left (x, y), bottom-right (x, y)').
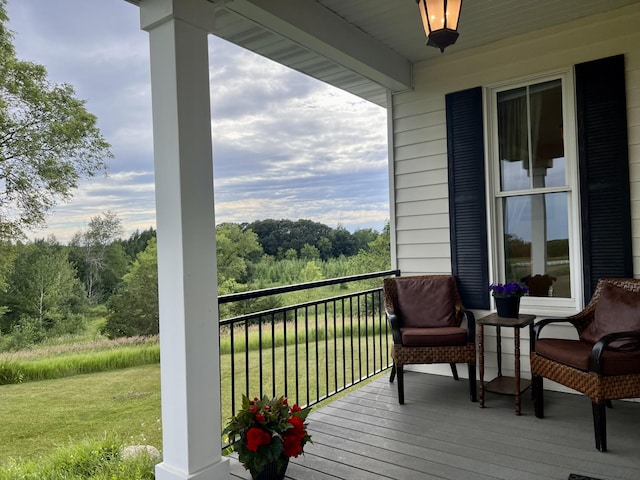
top-left (383, 275), bottom-right (463, 328)
top-left (577, 278), bottom-right (640, 350)
top-left (570, 278), bottom-right (640, 334)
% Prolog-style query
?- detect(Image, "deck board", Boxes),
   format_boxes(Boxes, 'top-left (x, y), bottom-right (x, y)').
top-left (229, 370), bottom-right (640, 479)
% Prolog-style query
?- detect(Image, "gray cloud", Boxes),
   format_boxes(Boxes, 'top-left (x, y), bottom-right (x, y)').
top-left (7, 0), bottom-right (389, 242)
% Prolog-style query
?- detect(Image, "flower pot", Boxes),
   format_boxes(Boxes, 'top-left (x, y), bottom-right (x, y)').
top-left (255, 458), bottom-right (289, 480)
top-left (494, 296), bottom-right (520, 318)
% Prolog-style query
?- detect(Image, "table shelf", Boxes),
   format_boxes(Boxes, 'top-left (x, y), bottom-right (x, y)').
top-left (484, 375), bottom-right (531, 395)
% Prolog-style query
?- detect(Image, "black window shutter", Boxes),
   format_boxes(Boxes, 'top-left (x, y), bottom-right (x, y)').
top-left (576, 55), bottom-right (632, 304)
top-left (446, 87), bottom-right (489, 309)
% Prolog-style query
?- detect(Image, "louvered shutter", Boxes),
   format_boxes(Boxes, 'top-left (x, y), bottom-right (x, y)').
top-left (576, 54), bottom-right (632, 304)
top-left (446, 87), bottom-right (490, 309)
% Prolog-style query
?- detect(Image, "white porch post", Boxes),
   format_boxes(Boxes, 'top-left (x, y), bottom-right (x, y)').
top-left (139, 0), bottom-right (229, 479)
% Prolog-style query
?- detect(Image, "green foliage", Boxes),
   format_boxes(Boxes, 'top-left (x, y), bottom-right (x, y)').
top-left (0, 1), bottom-right (111, 238)
top-left (216, 223), bottom-right (263, 284)
top-left (0, 239), bottom-right (87, 339)
top-left (117, 227), bottom-right (156, 261)
top-left (0, 436), bottom-right (158, 480)
top-left (103, 239), bottom-right (159, 338)
top-left (68, 211), bottom-right (127, 304)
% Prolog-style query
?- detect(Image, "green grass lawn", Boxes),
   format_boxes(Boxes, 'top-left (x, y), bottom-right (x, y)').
top-left (0, 364), bottom-right (162, 463)
top-left (0, 327), bottom-right (390, 464)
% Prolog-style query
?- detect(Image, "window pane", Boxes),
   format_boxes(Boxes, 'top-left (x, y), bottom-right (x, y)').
top-left (503, 193), bottom-right (570, 298)
top-left (498, 87), bottom-right (529, 191)
top-left (497, 80), bottom-right (565, 191)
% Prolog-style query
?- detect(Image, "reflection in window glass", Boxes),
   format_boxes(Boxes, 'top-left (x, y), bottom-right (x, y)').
top-left (497, 80), bottom-right (565, 192)
top-left (503, 193), bottom-right (570, 297)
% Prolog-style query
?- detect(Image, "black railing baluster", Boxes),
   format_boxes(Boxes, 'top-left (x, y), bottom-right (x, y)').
top-left (271, 311), bottom-right (276, 398)
top-left (324, 302), bottom-right (329, 399)
top-left (258, 315), bottom-right (263, 397)
top-left (230, 325), bottom-right (236, 416)
top-left (283, 309), bottom-right (288, 397)
top-left (294, 308), bottom-right (300, 406)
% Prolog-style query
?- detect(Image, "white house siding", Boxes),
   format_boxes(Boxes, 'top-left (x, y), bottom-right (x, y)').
top-left (390, 3), bottom-right (640, 385)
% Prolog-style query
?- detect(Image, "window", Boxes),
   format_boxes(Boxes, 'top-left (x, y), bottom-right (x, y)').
top-left (489, 75), bottom-right (579, 304)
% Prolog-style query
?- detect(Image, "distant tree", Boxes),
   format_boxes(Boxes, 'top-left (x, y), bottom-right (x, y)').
top-left (247, 219), bottom-right (333, 257)
top-left (216, 223), bottom-right (263, 285)
top-left (300, 243), bottom-right (320, 260)
top-left (331, 225), bottom-right (357, 257)
top-left (103, 238), bottom-right (159, 338)
top-left (117, 227), bottom-right (156, 260)
top-left (352, 228), bottom-right (378, 252)
top-left (317, 236), bottom-right (333, 261)
top-left (69, 211), bottom-right (125, 304)
top-left (283, 248), bottom-right (298, 260)
top-left (351, 220), bottom-right (391, 275)
top-left (0, 240), bottom-right (15, 292)
top-left (0, 238), bottom-right (86, 335)
top-left (0, 2), bottom-right (111, 239)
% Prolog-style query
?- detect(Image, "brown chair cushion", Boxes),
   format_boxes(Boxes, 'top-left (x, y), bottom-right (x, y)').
top-left (535, 338), bottom-right (640, 375)
top-left (400, 327), bottom-right (468, 347)
top-left (580, 283), bottom-right (640, 351)
top-left (395, 276), bottom-right (458, 328)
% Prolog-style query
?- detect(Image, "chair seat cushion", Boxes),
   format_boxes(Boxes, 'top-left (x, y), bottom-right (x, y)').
top-left (400, 327), bottom-right (468, 347)
top-left (535, 338), bottom-right (640, 375)
top-left (580, 282), bottom-right (640, 351)
top-left (395, 276), bottom-right (459, 328)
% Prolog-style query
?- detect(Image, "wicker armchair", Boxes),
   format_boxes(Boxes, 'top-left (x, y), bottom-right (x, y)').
top-left (383, 275), bottom-right (477, 404)
top-left (531, 278), bottom-right (640, 451)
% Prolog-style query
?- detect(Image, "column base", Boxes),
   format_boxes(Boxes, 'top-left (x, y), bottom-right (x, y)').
top-left (155, 458), bottom-right (229, 480)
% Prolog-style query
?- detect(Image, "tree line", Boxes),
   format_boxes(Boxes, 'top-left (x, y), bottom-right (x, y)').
top-left (0, 214), bottom-right (390, 349)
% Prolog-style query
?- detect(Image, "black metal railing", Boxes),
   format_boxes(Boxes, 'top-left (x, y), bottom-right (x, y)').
top-left (218, 269), bottom-right (399, 445)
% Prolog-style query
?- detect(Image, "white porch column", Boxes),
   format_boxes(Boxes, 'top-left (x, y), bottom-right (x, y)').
top-left (139, 0), bottom-right (229, 479)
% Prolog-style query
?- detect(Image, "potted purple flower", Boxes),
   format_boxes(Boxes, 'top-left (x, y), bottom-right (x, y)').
top-left (489, 281), bottom-right (528, 318)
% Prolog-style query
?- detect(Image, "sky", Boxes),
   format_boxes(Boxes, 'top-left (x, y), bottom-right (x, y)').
top-left (5, 0), bottom-right (390, 243)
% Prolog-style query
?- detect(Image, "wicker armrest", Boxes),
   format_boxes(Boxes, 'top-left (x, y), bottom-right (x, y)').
top-left (532, 317), bottom-right (575, 343)
top-left (385, 309), bottom-right (402, 344)
top-left (589, 330), bottom-right (640, 373)
top-left (462, 309), bottom-right (475, 343)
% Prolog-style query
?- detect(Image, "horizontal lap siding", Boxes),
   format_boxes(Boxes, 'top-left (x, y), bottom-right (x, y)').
top-left (390, 3), bottom-right (640, 381)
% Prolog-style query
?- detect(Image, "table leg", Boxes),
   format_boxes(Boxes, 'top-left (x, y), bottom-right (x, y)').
top-left (478, 323), bottom-right (484, 408)
top-left (496, 325), bottom-right (502, 377)
top-left (515, 327), bottom-right (521, 415)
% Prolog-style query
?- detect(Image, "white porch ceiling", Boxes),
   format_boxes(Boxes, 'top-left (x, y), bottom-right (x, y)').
top-left (129, 0), bottom-right (640, 106)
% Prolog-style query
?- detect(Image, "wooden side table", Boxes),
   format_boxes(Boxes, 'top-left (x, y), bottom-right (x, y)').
top-left (477, 312), bottom-right (536, 415)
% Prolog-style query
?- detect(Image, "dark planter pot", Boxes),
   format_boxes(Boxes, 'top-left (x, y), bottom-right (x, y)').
top-left (494, 296), bottom-right (520, 318)
top-left (255, 459), bottom-right (289, 480)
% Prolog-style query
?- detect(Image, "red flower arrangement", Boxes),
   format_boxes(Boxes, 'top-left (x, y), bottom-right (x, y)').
top-left (223, 395), bottom-right (312, 479)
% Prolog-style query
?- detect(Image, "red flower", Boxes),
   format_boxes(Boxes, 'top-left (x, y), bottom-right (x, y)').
top-left (249, 406), bottom-right (258, 413)
top-left (291, 404), bottom-right (301, 413)
top-left (288, 416), bottom-right (305, 436)
top-left (255, 413), bottom-right (266, 423)
top-left (245, 427), bottom-right (271, 452)
top-left (282, 433), bottom-right (303, 458)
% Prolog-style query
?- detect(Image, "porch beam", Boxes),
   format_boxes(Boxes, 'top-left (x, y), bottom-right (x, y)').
top-left (139, 0), bottom-right (229, 479)
top-left (226, 0), bottom-right (412, 92)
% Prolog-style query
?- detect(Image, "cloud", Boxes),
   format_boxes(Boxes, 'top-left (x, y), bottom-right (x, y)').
top-left (7, 0), bottom-right (389, 244)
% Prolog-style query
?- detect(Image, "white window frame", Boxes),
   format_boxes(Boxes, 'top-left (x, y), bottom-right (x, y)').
top-left (484, 69), bottom-right (584, 315)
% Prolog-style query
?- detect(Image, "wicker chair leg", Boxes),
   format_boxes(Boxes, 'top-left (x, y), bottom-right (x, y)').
top-left (397, 365), bottom-right (405, 405)
top-left (532, 375), bottom-right (544, 418)
top-left (468, 364), bottom-right (477, 402)
top-left (389, 364), bottom-right (396, 383)
top-left (592, 402), bottom-right (607, 452)
top-left (450, 363), bottom-right (459, 380)
top-left (606, 399), bottom-right (613, 408)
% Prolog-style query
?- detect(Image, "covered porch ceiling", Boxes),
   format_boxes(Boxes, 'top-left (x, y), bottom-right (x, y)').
top-left (129, 0), bottom-right (640, 106)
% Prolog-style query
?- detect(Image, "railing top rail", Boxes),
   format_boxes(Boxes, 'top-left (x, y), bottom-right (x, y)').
top-left (218, 269), bottom-right (400, 304)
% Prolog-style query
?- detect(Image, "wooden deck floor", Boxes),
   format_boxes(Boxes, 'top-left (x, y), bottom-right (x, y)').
top-left (229, 370), bottom-right (640, 480)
